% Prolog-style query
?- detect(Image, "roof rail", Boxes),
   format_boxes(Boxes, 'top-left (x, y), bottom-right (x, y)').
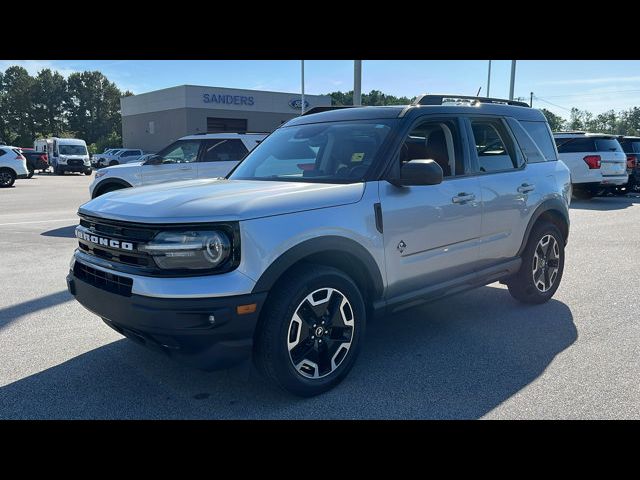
top-left (553, 130), bottom-right (586, 135)
top-left (301, 105), bottom-right (360, 116)
top-left (413, 94), bottom-right (530, 108)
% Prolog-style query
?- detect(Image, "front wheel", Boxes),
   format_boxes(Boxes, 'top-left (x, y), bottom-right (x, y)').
top-left (27, 166), bottom-right (34, 179)
top-left (507, 222), bottom-right (565, 304)
top-left (84, 169), bottom-right (93, 176)
top-left (253, 265), bottom-right (366, 397)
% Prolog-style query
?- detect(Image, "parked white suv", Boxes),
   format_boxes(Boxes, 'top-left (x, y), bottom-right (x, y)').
top-left (97, 149), bottom-right (144, 168)
top-left (0, 145), bottom-right (29, 187)
top-left (89, 133), bottom-right (267, 198)
top-left (554, 132), bottom-right (628, 199)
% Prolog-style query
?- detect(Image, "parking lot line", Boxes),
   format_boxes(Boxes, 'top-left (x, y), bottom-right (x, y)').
top-left (0, 218), bottom-right (78, 227)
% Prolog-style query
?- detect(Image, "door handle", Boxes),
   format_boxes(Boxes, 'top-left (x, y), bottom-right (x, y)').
top-left (517, 183), bottom-right (535, 193)
top-left (452, 193), bottom-right (476, 204)
top-left (178, 166), bottom-right (193, 171)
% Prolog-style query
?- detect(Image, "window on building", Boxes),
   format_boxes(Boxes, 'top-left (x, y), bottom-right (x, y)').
top-left (207, 117), bottom-right (248, 133)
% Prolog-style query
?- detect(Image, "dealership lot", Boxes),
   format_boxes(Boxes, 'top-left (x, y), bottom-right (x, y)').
top-left (0, 174), bottom-right (639, 419)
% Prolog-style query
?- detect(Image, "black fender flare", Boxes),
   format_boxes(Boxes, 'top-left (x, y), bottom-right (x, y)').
top-left (92, 178), bottom-right (133, 198)
top-left (251, 235), bottom-right (384, 298)
top-left (517, 198), bottom-right (570, 256)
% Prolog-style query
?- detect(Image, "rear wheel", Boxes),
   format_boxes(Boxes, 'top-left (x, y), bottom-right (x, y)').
top-left (109, 160), bottom-right (118, 167)
top-left (0, 168), bottom-right (16, 187)
top-left (254, 265), bottom-right (366, 397)
top-left (27, 165), bottom-right (34, 179)
top-left (84, 169), bottom-right (93, 176)
top-left (55, 166), bottom-right (64, 175)
top-left (507, 222), bottom-right (565, 304)
top-left (572, 185), bottom-right (594, 199)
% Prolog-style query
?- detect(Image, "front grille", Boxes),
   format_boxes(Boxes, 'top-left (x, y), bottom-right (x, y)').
top-left (74, 262), bottom-right (133, 296)
top-left (67, 159), bottom-right (84, 166)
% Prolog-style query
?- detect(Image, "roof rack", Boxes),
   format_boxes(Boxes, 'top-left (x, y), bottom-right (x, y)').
top-left (412, 94), bottom-right (530, 108)
top-left (301, 106), bottom-right (359, 116)
top-left (553, 130), bottom-right (586, 135)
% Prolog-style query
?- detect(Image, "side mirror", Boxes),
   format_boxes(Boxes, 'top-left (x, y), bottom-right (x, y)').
top-left (391, 159), bottom-right (443, 186)
top-left (144, 155), bottom-right (163, 165)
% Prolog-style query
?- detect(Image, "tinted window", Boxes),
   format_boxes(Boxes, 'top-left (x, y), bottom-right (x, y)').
top-left (400, 119), bottom-right (464, 177)
top-left (632, 141), bottom-right (640, 154)
top-left (59, 144), bottom-right (87, 155)
top-left (154, 140), bottom-right (200, 164)
top-left (0, 150), bottom-right (5, 157)
top-left (201, 139), bottom-right (248, 162)
top-left (594, 138), bottom-right (623, 152)
top-left (230, 121), bottom-right (393, 183)
top-left (520, 121), bottom-right (557, 161)
top-left (470, 119), bottom-right (522, 172)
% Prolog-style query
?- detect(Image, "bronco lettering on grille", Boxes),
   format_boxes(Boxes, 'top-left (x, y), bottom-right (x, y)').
top-left (75, 228), bottom-right (134, 251)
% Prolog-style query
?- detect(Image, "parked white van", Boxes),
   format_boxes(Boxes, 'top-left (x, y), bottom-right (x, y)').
top-left (34, 137), bottom-right (92, 175)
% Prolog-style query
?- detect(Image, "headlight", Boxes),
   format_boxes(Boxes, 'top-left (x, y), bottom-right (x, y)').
top-left (95, 170), bottom-right (107, 178)
top-left (141, 230), bottom-right (232, 270)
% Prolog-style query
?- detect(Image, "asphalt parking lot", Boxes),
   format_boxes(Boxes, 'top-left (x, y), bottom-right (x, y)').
top-left (0, 173), bottom-right (639, 419)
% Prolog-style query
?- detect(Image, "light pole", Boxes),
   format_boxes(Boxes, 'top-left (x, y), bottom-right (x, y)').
top-left (301, 60), bottom-right (305, 114)
top-left (354, 60), bottom-right (362, 106)
top-left (509, 60), bottom-right (517, 101)
top-left (486, 60), bottom-right (492, 97)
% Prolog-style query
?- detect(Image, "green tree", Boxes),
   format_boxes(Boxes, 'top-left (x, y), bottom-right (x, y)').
top-left (67, 71), bottom-right (123, 144)
top-left (328, 89), bottom-right (413, 106)
top-left (1, 66), bottom-right (36, 146)
top-left (32, 69), bottom-right (68, 137)
top-left (540, 108), bottom-right (566, 132)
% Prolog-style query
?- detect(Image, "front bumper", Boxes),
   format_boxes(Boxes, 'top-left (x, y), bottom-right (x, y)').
top-left (60, 164), bottom-right (91, 172)
top-left (67, 262), bottom-right (267, 370)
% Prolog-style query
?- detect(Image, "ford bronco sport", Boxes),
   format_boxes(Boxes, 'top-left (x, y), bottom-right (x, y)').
top-left (67, 95), bottom-right (571, 397)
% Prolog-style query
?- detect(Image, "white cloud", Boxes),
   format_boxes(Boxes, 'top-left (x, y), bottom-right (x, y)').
top-left (0, 60), bottom-right (79, 78)
top-left (538, 76), bottom-right (640, 86)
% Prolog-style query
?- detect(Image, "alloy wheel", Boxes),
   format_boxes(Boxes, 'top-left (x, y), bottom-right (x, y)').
top-left (0, 171), bottom-right (13, 186)
top-left (287, 288), bottom-right (355, 379)
top-left (532, 234), bottom-right (560, 293)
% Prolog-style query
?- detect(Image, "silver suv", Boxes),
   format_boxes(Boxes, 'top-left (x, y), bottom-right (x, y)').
top-left (67, 95), bottom-right (571, 396)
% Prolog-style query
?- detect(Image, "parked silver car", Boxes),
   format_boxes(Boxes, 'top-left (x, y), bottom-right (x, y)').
top-left (67, 95), bottom-right (571, 396)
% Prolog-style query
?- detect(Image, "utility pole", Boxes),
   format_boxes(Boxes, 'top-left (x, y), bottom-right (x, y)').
top-left (530, 92), bottom-right (533, 107)
top-left (509, 60), bottom-right (517, 100)
top-left (301, 60), bottom-right (305, 115)
top-left (354, 60), bottom-right (362, 106)
top-left (486, 60), bottom-right (492, 98)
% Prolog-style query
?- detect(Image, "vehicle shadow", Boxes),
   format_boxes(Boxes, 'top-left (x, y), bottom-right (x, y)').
top-left (570, 195), bottom-right (640, 211)
top-left (41, 225), bottom-right (77, 238)
top-left (0, 290), bottom-right (73, 330)
top-left (0, 285), bottom-right (576, 419)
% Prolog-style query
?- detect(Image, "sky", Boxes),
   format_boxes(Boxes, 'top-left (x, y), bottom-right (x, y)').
top-left (2, 59), bottom-right (640, 119)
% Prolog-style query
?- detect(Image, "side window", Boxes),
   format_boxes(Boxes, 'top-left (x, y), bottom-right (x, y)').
top-left (470, 119), bottom-right (523, 172)
top-left (555, 137), bottom-right (595, 153)
top-left (0, 150), bottom-right (5, 157)
top-left (122, 151), bottom-right (136, 157)
top-left (505, 118), bottom-right (547, 164)
top-left (201, 139), bottom-right (249, 163)
top-left (399, 119), bottom-right (464, 177)
top-left (155, 140), bottom-right (200, 164)
top-left (519, 120), bottom-right (558, 161)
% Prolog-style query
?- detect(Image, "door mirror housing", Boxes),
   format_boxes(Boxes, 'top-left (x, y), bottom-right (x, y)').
top-left (391, 159), bottom-right (444, 186)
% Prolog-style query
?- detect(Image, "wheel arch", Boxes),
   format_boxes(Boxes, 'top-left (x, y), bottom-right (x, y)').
top-left (517, 198), bottom-right (570, 256)
top-left (92, 178), bottom-right (133, 198)
top-left (251, 236), bottom-right (384, 304)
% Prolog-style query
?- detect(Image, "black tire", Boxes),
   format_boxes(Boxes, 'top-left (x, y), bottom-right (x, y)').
top-left (27, 166), bottom-right (34, 179)
top-left (572, 186), bottom-right (594, 200)
top-left (94, 183), bottom-right (125, 198)
top-left (84, 169), bottom-right (93, 176)
top-left (55, 166), bottom-right (64, 175)
top-left (253, 265), bottom-right (366, 397)
top-left (109, 160), bottom-right (118, 166)
top-left (0, 168), bottom-right (16, 187)
top-left (507, 222), bottom-right (565, 304)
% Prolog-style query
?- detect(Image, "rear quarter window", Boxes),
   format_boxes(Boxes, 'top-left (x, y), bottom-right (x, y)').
top-left (555, 137), bottom-right (595, 153)
top-left (519, 120), bottom-right (558, 161)
top-left (594, 138), bottom-right (623, 152)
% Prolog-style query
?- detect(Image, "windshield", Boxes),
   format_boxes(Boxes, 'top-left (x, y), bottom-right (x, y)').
top-left (59, 144), bottom-right (87, 155)
top-left (229, 120), bottom-right (394, 183)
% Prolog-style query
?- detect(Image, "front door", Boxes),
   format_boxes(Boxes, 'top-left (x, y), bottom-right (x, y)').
top-left (141, 139), bottom-right (199, 185)
top-left (380, 116), bottom-right (483, 299)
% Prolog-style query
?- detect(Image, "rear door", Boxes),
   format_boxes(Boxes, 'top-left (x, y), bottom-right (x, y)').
top-left (197, 138), bottom-right (249, 179)
top-left (141, 139), bottom-right (199, 185)
top-left (595, 137), bottom-right (626, 178)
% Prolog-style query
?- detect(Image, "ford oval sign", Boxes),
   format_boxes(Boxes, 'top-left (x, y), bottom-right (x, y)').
top-left (289, 98), bottom-right (310, 110)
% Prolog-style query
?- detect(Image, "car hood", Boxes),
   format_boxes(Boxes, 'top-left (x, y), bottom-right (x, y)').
top-left (104, 161), bottom-right (143, 170)
top-left (79, 179), bottom-right (366, 223)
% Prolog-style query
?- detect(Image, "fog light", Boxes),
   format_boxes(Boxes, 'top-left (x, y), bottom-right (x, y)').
top-left (236, 304), bottom-right (257, 315)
